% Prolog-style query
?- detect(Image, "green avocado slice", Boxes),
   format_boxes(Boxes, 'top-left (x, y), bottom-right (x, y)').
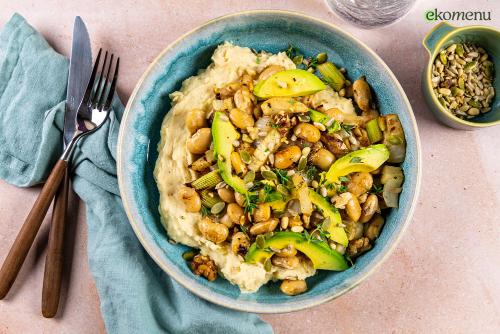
top-left (308, 189), bottom-right (348, 246)
top-left (253, 69), bottom-right (326, 99)
top-left (245, 231), bottom-right (349, 271)
top-left (212, 111), bottom-right (248, 194)
top-left (324, 144), bottom-right (390, 184)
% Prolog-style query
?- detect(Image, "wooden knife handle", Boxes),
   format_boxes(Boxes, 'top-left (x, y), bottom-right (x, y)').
top-left (0, 159), bottom-right (67, 299)
top-left (42, 168), bottom-right (69, 318)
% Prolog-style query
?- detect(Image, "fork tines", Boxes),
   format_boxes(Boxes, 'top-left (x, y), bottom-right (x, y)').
top-left (83, 48), bottom-right (120, 112)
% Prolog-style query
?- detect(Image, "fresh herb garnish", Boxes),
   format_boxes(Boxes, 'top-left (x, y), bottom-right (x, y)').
top-left (304, 56), bottom-right (318, 70)
top-left (274, 169), bottom-right (290, 184)
top-left (244, 192), bottom-right (258, 214)
top-left (369, 184), bottom-right (383, 194)
top-left (338, 176), bottom-right (350, 182)
top-left (304, 221), bottom-right (331, 243)
top-left (270, 121), bottom-right (280, 129)
top-left (200, 205), bottom-right (210, 217)
top-left (350, 157), bottom-right (363, 164)
top-left (256, 56), bottom-right (261, 64)
top-left (341, 123), bottom-right (355, 133)
top-left (240, 225), bottom-right (250, 238)
top-left (337, 184), bottom-right (348, 193)
top-left (305, 165), bottom-right (318, 180)
top-left (260, 184), bottom-right (282, 203)
top-left (284, 44), bottom-right (299, 60)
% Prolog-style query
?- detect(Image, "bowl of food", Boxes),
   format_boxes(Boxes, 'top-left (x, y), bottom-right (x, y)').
top-left (117, 10), bottom-right (421, 313)
top-left (422, 22), bottom-right (499, 130)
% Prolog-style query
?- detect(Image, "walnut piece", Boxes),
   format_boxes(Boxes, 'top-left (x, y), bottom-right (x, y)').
top-left (347, 237), bottom-right (372, 258)
top-left (191, 254), bottom-right (218, 281)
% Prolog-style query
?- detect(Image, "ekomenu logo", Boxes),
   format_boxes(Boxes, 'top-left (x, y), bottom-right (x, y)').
top-left (425, 8), bottom-right (492, 22)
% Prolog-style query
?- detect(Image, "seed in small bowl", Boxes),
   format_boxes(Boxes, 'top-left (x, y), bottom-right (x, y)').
top-left (431, 43), bottom-right (495, 120)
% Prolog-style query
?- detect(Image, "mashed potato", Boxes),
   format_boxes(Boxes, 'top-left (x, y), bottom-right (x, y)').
top-left (154, 43), bottom-right (316, 292)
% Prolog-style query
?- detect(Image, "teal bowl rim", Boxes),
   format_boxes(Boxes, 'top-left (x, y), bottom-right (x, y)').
top-left (117, 9), bottom-right (422, 313)
top-left (422, 22), bottom-right (500, 128)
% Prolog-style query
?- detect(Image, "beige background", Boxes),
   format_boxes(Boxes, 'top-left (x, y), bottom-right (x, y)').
top-left (1, 0), bottom-right (499, 333)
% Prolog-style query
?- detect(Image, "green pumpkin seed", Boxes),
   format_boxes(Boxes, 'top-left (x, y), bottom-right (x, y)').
top-left (264, 258), bottom-right (272, 271)
top-left (182, 250), bottom-right (196, 261)
top-left (451, 87), bottom-right (463, 96)
top-left (456, 44), bottom-right (464, 57)
top-left (458, 77), bottom-right (465, 90)
top-left (439, 51), bottom-right (448, 65)
top-left (292, 55), bottom-right (303, 65)
top-left (210, 201), bottom-right (225, 215)
top-left (297, 156), bottom-right (307, 171)
top-left (468, 100), bottom-right (482, 108)
top-left (264, 232), bottom-right (274, 240)
top-left (463, 61), bottom-right (477, 72)
top-left (242, 134), bottom-right (253, 143)
top-left (243, 170), bottom-right (255, 183)
top-left (240, 151), bottom-right (251, 164)
top-left (315, 52), bottom-right (328, 64)
top-left (262, 170), bottom-right (277, 181)
top-left (322, 217), bottom-right (332, 231)
top-left (297, 114), bottom-right (311, 122)
top-left (256, 235), bottom-right (266, 249)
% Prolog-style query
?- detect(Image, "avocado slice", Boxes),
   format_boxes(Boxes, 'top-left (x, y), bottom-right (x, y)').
top-left (324, 144), bottom-right (390, 184)
top-left (254, 69), bottom-right (326, 99)
top-left (245, 231), bottom-right (348, 271)
top-left (212, 111), bottom-right (248, 194)
top-left (308, 189), bottom-right (349, 246)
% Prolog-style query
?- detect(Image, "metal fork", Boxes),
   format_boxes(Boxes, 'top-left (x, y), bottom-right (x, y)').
top-left (0, 49), bottom-right (119, 299)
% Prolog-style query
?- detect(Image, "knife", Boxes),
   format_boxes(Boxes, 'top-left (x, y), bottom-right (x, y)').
top-left (41, 16), bottom-right (92, 318)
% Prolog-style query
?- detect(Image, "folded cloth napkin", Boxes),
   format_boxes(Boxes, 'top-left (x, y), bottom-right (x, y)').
top-left (0, 14), bottom-right (273, 334)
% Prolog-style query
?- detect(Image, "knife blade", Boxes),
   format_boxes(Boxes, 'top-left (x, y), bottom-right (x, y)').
top-left (64, 16), bottom-right (92, 146)
top-left (41, 16), bottom-right (92, 318)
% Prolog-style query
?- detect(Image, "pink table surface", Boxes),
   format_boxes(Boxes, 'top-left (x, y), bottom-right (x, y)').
top-left (1, 1), bottom-right (499, 333)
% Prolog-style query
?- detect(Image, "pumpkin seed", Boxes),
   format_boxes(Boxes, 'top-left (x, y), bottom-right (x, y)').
top-left (468, 100), bottom-right (482, 108)
top-left (256, 235), bottom-right (266, 249)
top-left (458, 77), bottom-right (465, 89)
top-left (240, 150), bottom-right (251, 164)
top-left (451, 87), bottom-right (463, 96)
top-left (297, 114), bottom-right (310, 122)
top-left (463, 61), bottom-right (477, 72)
top-left (264, 232), bottom-right (274, 239)
top-left (262, 170), bottom-right (277, 181)
top-left (264, 258), bottom-right (272, 271)
top-left (182, 250), bottom-right (196, 261)
top-left (297, 156), bottom-right (307, 171)
top-left (292, 55), bottom-right (303, 65)
top-left (210, 201), bottom-right (225, 215)
top-left (243, 170), bottom-right (255, 183)
top-left (440, 51), bottom-right (448, 65)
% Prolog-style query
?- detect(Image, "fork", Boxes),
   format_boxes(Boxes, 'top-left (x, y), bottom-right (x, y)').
top-left (0, 49), bottom-right (119, 299)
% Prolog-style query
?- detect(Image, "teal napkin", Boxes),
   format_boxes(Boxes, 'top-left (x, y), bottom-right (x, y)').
top-left (0, 14), bottom-right (273, 334)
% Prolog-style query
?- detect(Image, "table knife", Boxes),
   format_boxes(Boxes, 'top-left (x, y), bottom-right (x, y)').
top-left (41, 16), bottom-right (92, 318)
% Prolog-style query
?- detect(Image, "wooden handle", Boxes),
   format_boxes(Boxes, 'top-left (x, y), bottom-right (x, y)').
top-left (42, 168), bottom-right (69, 318)
top-left (0, 159), bottom-right (67, 299)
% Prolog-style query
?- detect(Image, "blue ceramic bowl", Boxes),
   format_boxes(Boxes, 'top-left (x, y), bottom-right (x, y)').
top-left (117, 10), bottom-right (422, 313)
